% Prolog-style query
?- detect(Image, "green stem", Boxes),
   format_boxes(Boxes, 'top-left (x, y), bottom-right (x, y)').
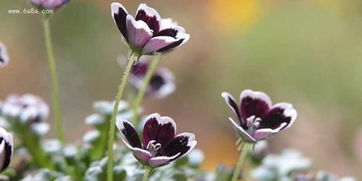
top-left (106, 52), bottom-right (138, 181)
top-left (131, 55), bottom-right (161, 125)
top-left (42, 16), bottom-right (64, 143)
top-left (231, 142), bottom-right (252, 181)
top-left (142, 167), bottom-right (152, 181)
top-left (13, 121), bottom-right (54, 169)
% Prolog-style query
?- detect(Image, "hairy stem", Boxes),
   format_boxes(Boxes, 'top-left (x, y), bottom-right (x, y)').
top-left (42, 16), bottom-right (64, 142)
top-left (131, 55), bottom-right (161, 125)
top-left (106, 52), bottom-right (138, 181)
top-left (231, 142), bottom-right (252, 181)
top-left (142, 167), bottom-right (152, 181)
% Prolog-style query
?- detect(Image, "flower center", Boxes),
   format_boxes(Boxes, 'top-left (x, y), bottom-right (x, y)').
top-left (147, 140), bottom-right (162, 157)
top-left (246, 116), bottom-right (261, 135)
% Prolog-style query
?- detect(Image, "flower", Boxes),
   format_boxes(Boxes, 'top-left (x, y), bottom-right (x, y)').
top-left (29, 0), bottom-right (70, 10)
top-left (116, 113), bottom-right (197, 168)
top-left (111, 3), bottom-right (190, 55)
top-left (0, 126), bottom-right (13, 171)
top-left (1, 94), bottom-right (49, 123)
top-left (251, 149), bottom-right (311, 181)
top-left (0, 42), bottom-right (9, 68)
top-left (119, 56), bottom-right (175, 98)
top-left (315, 171), bottom-right (356, 181)
top-left (1, 94), bottom-right (50, 135)
top-left (222, 89), bottom-right (297, 143)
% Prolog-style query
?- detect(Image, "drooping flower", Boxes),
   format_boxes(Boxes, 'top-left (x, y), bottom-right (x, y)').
top-left (116, 113), bottom-right (197, 168)
top-left (1, 94), bottom-right (50, 135)
top-left (29, 0), bottom-right (70, 10)
top-left (111, 3), bottom-right (190, 55)
top-left (222, 89), bottom-right (297, 143)
top-left (0, 42), bottom-right (9, 68)
top-left (0, 127), bottom-right (13, 171)
top-left (119, 56), bottom-right (175, 98)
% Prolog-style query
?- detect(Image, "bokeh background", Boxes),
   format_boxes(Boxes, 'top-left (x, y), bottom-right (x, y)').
top-left (1, 0), bottom-right (362, 178)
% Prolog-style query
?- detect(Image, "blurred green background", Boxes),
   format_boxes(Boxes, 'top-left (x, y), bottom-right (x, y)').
top-left (1, 0), bottom-right (362, 178)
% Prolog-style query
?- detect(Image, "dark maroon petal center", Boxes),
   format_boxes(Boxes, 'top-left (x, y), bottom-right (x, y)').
top-left (259, 107), bottom-right (291, 130)
top-left (164, 135), bottom-right (191, 159)
top-left (113, 7), bottom-right (129, 42)
top-left (154, 28), bottom-right (179, 38)
top-left (149, 74), bottom-right (166, 91)
top-left (136, 10), bottom-right (160, 34)
top-left (122, 121), bottom-right (142, 148)
top-left (240, 96), bottom-right (270, 123)
top-left (157, 39), bottom-right (185, 53)
top-left (142, 117), bottom-right (175, 148)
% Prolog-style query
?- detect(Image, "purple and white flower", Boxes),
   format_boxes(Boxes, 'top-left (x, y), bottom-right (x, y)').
top-left (116, 113), bottom-right (197, 168)
top-left (0, 127), bottom-right (13, 171)
top-left (119, 56), bottom-right (175, 98)
top-left (222, 89), bottom-right (297, 143)
top-left (111, 3), bottom-right (190, 55)
top-left (1, 94), bottom-right (50, 135)
top-left (29, 0), bottom-right (70, 10)
top-left (1, 94), bottom-right (49, 123)
top-left (0, 42), bottom-right (9, 68)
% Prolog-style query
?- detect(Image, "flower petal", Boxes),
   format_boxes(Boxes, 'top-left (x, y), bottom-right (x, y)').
top-left (148, 68), bottom-right (175, 98)
top-left (222, 92), bottom-right (242, 124)
top-left (228, 117), bottom-right (256, 143)
top-left (126, 15), bottom-right (153, 49)
top-left (154, 25), bottom-right (186, 38)
top-left (164, 133), bottom-right (197, 160)
top-left (116, 119), bottom-right (142, 148)
top-left (157, 33), bottom-right (190, 53)
top-left (159, 18), bottom-right (181, 31)
top-left (142, 113), bottom-right (176, 148)
top-left (0, 43), bottom-right (9, 68)
top-left (123, 141), bottom-right (152, 165)
top-left (253, 128), bottom-right (275, 141)
top-left (111, 2), bottom-right (129, 42)
top-left (0, 127), bottom-right (13, 170)
top-left (240, 89), bottom-right (271, 121)
top-left (142, 33), bottom-right (189, 54)
top-left (135, 3), bottom-right (161, 33)
top-left (148, 153), bottom-right (180, 168)
top-left (260, 103), bottom-right (297, 131)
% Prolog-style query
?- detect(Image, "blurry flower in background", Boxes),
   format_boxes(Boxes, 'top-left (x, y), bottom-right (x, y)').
top-left (92, 100), bottom-right (129, 116)
top-left (119, 56), bottom-right (175, 98)
top-left (29, 0), bottom-right (70, 10)
top-left (222, 89), bottom-right (297, 143)
top-left (207, 0), bottom-right (261, 34)
top-left (111, 3), bottom-right (190, 55)
top-left (1, 94), bottom-right (50, 135)
top-left (251, 149), bottom-right (312, 181)
top-left (116, 113), bottom-right (197, 168)
top-left (0, 42), bottom-right (9, 68)
top-left (315, 171), bottom-right (356, 181)
top-left (0, 127), bottom-right (13, 171)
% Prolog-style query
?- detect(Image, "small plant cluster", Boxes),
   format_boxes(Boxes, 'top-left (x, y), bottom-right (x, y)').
top-left (0, 1), bottom-right (357, 181)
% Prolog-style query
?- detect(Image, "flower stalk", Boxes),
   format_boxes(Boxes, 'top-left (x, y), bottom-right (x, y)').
top-left (106, 52), bottom-right (139, 181)
top-left (231, 142), bottom-right (252, 181)
top-left (12, 120), bottom-right (54, 170)
top-left (142, 167), bottom-right (152, 181)
top-left (131, 54), bottom-right (161, 125)
top-left (42, 15), bottom-right (64, 143)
